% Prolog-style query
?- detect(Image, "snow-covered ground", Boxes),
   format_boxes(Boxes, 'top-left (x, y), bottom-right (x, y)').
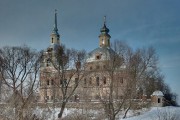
top-left (33, 106), bottom-right (180, 120)
top-left (122, 106), bottom-right (180, 120)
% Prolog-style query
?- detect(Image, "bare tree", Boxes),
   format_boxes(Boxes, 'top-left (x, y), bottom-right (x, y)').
top-left (93, 40), bottom-right (161, 120)
top-left (0, 46), bottom-right (41, 120)
top-left (41, 45), bottom-right (86, 119)
top-left (91, 41), bottom-right (131, 120)
top-left (122, 46), bottom-right (159, 118)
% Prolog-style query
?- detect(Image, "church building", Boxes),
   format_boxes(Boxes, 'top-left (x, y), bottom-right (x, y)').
top-left (38, 11), bottom-right (145, 103)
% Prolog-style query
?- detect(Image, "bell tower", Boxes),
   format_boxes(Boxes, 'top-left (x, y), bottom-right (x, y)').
top-left (50, 9), bottom-right (60, 46)
top-left (99, 16), bottom-right (111, 48)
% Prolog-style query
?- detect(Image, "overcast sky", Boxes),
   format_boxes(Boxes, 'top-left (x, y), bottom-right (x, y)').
top-left (0, 0), bottom-right (180, 103)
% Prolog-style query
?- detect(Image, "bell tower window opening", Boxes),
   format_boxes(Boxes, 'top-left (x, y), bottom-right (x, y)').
top-left (108, 39), bottom-right (110, 46)
top-left (51, 38), bottom-right (54, 43)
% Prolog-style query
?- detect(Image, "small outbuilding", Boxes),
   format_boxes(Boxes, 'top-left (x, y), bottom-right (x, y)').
top-left (151, 90), bottom-right (164, 107)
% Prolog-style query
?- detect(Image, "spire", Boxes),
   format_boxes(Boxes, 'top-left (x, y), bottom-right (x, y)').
top-left (104, 16), bottom-right (106, 25)
top-left (52, 9), bottom-right (59, 35)
top-left (50, 9), bottom-right (60, 48)
top-left (99, 16), bottom-right (111, 48)
top-left (100, 16), bottom-right (109, 34)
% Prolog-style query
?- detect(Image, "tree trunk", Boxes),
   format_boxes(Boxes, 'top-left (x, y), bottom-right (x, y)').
top-left (58, 101), bottom-right (66, 118)
top-left (109, 114), bottom-right (116, 120)
top-left (123, 105), bottom-right (131, 119)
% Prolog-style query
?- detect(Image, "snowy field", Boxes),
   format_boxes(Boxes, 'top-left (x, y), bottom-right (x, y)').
top-left (33, 106), bottom-right (180, 120)
top-left (123, 106), bottom-right (180, 120)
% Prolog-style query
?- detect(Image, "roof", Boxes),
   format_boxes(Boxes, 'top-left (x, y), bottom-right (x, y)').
top-left (86, 47), bottom-right (116, 62)
top-left (152, 90), bottom-right (164, 96)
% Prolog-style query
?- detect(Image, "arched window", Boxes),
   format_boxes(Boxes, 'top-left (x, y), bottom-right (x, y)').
top-left (96, 77), bottom-right (99, 86)
top-left (120, 77), bottom-right (123, 84)
top-left (103, 77), bottom-right (106, 84)
top-left (51, 96), bottom-right (53, 100)
top-left (96, 55), bottom-right (101, 60)
top-left (75, 78), bottom-right (78, 85)
top-left (47, 80), bottom-right (49, 85)
top-left (51, 79), bottom-right (54, 85)
top-left (64, 79), bottom-right (67, 85)
top-left (51, 38), bottom-right (54, 43)
top-left (89, 77), bottom-right (92, 85)
top-left (46, 59), bottom-right (51, 67)
top-left (47, 96), bottom-right (49, 100)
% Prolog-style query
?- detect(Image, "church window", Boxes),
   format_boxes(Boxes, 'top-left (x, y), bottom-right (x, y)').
top-left (63, 79), bottom-right (67, 86)
top-left (61, 79), bottom-right (67, 86)
top-left (96, 55), bottom-right (101, 60)
top-left (46, 59), bottom-right (51, 67)
top-left (47, 96), bottom-right (49, 100)
top-left (60, 80), bottom-right (62, 85)
top-left (96, 77), bottom-right (100, 86)
top-left (51, 96), bottom-right (54, 100)
top-left (89, 77), bottom-right (92, 85)
top-left (51, 80), bottom-right (54, 85)
top-left (47, 80), bottom-right (50, 85)
top-left (103, 77), bottom-right (106, 84)
top-left (158, 98), bottom-right (161, 103)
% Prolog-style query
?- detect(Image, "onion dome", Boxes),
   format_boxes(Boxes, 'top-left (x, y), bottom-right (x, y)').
top-left (100, 16), bottom-right (110, 35)
top-left (100, 23), bottom-right (109, 34)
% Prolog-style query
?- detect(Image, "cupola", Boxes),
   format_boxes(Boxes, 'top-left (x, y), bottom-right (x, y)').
top-left (99, 16), bottom-right (111, 48)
